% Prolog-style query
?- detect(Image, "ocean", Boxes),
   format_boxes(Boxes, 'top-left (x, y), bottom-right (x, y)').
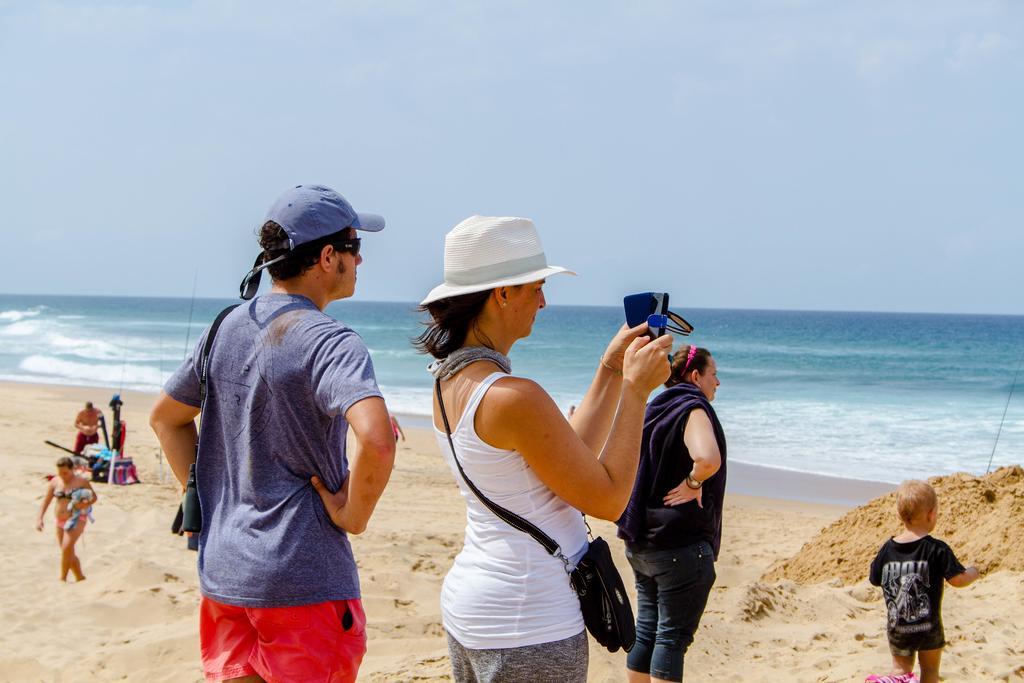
top-left (2, 293), bottom-right (1021, 484)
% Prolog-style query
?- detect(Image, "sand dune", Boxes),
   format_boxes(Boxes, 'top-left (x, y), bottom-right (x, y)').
top-left (3, 381), bottom-right (1021, 682)
top-left (766, 466), bottom-right (1024, 584)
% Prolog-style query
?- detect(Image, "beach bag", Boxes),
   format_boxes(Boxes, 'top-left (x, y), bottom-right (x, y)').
top-left (110, 456), bottom-right (140, 485)
top-left (435, 380), bottom-right (636, 653)
top-left (569, 536), bottom-right (636, 652)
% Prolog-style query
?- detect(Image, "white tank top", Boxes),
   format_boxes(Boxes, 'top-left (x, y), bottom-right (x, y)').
top-left (435, 372), bottom-right (588, 649)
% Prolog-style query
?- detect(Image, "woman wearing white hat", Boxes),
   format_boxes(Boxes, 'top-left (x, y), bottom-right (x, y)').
top-left (417, 215), bottom-right (673, 682)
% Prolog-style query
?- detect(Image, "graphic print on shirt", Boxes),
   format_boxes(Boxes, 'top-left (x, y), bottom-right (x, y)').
top-left (881, 560), bottom-right (932, 632)
top-left (215, 321), bottom-right (284, 446)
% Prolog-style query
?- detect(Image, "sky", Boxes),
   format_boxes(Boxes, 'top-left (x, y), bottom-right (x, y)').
top-left (1, 1), bottom-right (1021, 314)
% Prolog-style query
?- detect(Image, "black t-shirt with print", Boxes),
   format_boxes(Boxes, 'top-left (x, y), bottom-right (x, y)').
top-left (869, 535), bottom-right (966, 648)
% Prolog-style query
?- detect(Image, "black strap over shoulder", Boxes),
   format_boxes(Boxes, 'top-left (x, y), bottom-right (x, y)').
top-left (174, 303), bottom-right (239, 537)
top-left (199, 305), bottom-right (240, 404)
top-left (435, 379), bottom-right (568, 560)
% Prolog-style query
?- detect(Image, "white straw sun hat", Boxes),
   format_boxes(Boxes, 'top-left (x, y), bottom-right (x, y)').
top-left (420, 215), bottom-right (576, 305)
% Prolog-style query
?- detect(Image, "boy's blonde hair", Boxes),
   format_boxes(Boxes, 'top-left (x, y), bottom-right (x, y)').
top-left (896, 480), bottom-right (937, 524)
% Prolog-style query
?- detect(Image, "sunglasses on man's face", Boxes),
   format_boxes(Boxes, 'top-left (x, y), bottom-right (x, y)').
top-left (332, 238), bottom-right (361, 256)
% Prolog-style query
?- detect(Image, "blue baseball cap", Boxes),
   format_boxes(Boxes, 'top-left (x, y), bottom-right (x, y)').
top-left (266, 184), bottom-right (384, 249)
top-left (239, 184), bottom-right (384, 300)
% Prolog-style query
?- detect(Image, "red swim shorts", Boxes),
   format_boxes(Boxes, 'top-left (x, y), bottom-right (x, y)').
top-left (199, 595), bottom-right (366, 683)
top-left (74, 432), bottom-right (99, 454)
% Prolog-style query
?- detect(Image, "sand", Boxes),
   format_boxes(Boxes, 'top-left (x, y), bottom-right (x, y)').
top-left (2, 380), bottom-right (1022, 682)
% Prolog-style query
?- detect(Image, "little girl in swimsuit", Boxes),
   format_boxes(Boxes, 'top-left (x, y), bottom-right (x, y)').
top-left (36, 456), bottom-right (98, 582)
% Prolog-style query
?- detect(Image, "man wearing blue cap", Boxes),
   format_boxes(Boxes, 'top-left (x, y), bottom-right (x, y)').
top-left (150, 185), bottom-right (396, 683)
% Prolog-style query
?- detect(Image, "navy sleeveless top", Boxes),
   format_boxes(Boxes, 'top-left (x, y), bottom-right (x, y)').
top-left (617, 384), bottom-right (728, 559)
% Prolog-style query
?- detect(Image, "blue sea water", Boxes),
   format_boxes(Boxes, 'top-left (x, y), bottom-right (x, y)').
top-left (1, 293), bottom-right (1022, 484)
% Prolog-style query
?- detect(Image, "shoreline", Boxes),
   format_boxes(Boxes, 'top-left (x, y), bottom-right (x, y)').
top-left (4, 378), bottom-right (895, 508)
top-left (396, 410), bottom-right (895, 506)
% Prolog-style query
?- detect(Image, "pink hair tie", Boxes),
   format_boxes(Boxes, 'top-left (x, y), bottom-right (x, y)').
top-left (682, 345), bottom-right (698, 372)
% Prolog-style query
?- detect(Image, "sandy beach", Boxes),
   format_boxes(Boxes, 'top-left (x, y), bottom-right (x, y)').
top-left (3, 380), bottom-right (1022, 682)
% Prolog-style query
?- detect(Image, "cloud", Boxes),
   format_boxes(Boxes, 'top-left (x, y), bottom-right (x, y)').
top-left (855, 37), bottom-right (933, 84)
top-left (947, 32), bottom-right (1014, 71)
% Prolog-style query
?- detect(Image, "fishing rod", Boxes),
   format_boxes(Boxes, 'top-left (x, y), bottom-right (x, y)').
top-left (156, 336), bottom-right (166, 483)
top-left (162, 270), bottom-right (200, 484)
top-left (986, 344), bottom-right (1024, 474)
top-left (118, 335), bottom-right (129, 395)
top-left (183, 269), bottom-right (199, 359)
top-left (44, 439), bottom-right (77, 455)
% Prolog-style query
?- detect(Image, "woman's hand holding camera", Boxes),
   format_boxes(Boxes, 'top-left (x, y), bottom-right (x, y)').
top-left (601, 323), bottom-right (651, 374)
top-left (622, 333), bottom-right (673, 398)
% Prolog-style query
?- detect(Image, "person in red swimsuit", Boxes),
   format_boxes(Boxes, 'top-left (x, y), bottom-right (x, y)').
top-left (73, 401), bottom-right (102, 454)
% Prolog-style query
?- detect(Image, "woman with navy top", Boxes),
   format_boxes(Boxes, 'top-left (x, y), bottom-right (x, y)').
top-left (416, 215), bottom-right (672, 683)
top-left (617, 344), bottom-right (726, 683)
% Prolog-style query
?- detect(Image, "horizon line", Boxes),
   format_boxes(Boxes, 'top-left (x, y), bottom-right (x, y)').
top-left (2, 290), bottom-right (1023, 319)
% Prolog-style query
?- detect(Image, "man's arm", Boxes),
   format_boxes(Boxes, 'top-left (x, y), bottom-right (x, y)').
top-left (149, 391), bottom-right (201, 488)
top-left (311, 396), bottom-right (395, 535)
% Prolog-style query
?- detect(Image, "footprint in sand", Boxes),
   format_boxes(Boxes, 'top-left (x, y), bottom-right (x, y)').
top-left (411, 557), bottom-right (441, 574)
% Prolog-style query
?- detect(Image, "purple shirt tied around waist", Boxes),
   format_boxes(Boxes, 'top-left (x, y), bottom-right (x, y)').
top-left (164, 293), bottom-right (382, 608)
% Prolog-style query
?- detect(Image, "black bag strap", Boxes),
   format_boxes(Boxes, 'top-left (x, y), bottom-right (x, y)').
top-left (174, 304), bottom-right (238, 534)
top-left (171, 501), bottom-right (184, 534)
top-left (199, 305), bottom-right (240, 404)
top-left (435, 378), bottom-right (574, 571)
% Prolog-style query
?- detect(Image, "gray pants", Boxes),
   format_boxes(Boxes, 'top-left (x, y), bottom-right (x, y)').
top-left (446, 630), bottom-right (588, 683)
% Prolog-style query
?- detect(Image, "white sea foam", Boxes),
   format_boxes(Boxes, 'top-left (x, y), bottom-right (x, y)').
top-left (0, 320), bottom-right (43, 336)
top-left (19, 355), bottom-right (165, 390)
top-left (378, 385), bottom-right (602, 421)
top-left (48, 333), bottom-right (131, 360)
top-left (378, 385), bottom-right (433, 417)
top-left (366, 347), bottom-right (421, 359)
top-left (0, 315), bottom-right (188, 363)
top-left (718, 395), bottom-right (1021, 483)
top-left (0, 307), bottom-right (44, 323)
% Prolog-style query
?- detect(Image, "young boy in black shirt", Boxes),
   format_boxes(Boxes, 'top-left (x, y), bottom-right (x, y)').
top-left (867, 480), bottom-right (980, 683)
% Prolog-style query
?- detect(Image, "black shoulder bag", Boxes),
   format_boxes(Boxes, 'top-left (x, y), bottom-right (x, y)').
top-left (435, 380), bottom-right (636, 653)
top-left (171, 304), bottom-right (239, 536)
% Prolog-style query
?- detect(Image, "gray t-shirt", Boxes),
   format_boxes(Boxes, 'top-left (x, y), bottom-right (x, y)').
top-left (165, 293), bottom-right (382, 608)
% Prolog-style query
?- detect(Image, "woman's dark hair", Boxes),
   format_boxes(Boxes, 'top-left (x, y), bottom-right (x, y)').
top-left (258, 221), bottom-right (350, 281)
top-left (665, 344), bottom-right (712, 388)
top-left (414, 290), bottom-right (494, 359)
top-left (56, 456), bottom-right (74, 469)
